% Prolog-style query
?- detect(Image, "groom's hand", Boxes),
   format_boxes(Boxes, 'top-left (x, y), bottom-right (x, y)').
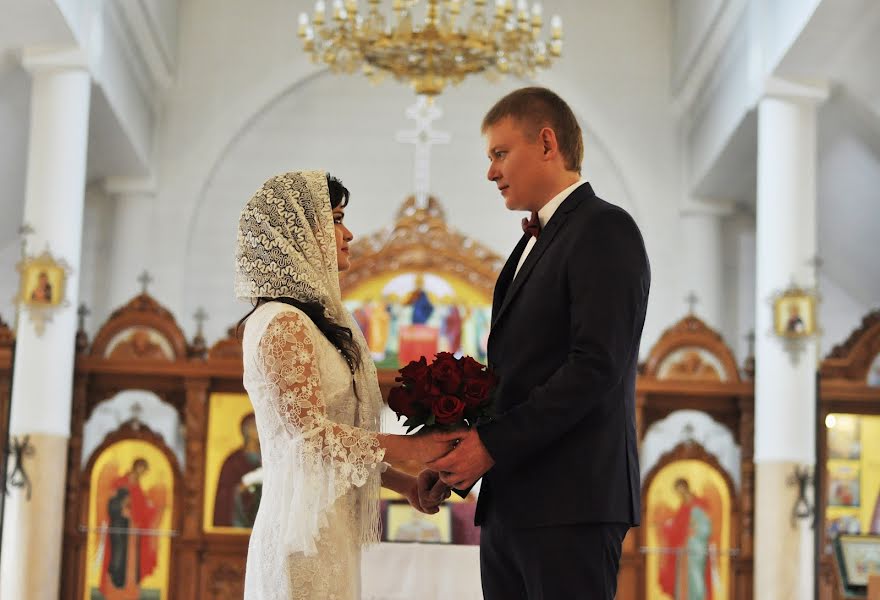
top-left (427, 429), bottom-right (495, 490)
top-left (416, 470), bottom-right (451, 514)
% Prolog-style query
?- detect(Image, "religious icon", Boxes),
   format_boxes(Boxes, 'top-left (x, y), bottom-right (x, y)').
top-left (834, 534), bottom-right (880, 592)
top-left (85, 439), bottom-right (174, 600)
top-left (646, 458), bottom-right (731, 600)
top-left (384, 501), bottom-right (452, 543)
top-left (15, 247), bottom-right (72, 335)
top-left (343, 271), bottom-right (492, 370)
top-left (828, 463), bottom-right (861, 508)
top-left (772, 286), bottom-right (818, 339)
top-left (212, 412), bottom-right (262, 528)
top-left (657, 347), bottom-right (727, 382)
top-left (105, 327), bottom-right (175, 360)
top-left (30, 270), bottom-right (53, 303)
top-left (204, 393), bottom-right (262, 533)
top-left (827, 414), bottom-right (861, 460)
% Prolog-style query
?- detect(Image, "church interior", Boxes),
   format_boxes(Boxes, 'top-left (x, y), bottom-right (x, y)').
top-left (1, 0), bottom-right (880, 598)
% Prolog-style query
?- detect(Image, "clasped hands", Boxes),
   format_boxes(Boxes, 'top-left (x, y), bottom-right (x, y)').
top-left (408, 428), bottom-right (495, 514)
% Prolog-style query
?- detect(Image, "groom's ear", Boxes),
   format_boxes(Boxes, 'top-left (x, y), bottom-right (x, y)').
top-left (539, 127), bottom-right (558, 158)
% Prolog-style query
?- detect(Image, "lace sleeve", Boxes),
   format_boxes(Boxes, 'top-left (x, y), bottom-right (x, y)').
top-left (258, 311), bottom-right (385, 554)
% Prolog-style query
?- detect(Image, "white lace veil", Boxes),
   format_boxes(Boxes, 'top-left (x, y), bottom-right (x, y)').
top-left (235, 170), bottom-right (384, 549)
top-left (235, 170), bottom-right (344, 317)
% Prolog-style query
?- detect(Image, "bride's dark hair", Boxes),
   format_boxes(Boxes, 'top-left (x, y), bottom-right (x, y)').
top-left (236, 173), bottom-right (362, 372)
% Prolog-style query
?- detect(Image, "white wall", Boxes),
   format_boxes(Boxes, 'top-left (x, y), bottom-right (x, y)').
top-left (720, 209), bottom-right (756, 365)
top-left (670, 0), bottom-right (725, 91)
top-left (819, 272), bottom-right (871, 359)
top-left (817, 92), bottom-right (880, 311)
top-left (142, 0), bottom-right (179, 70)
top-left (121, 0), bottom-right (684, 354)
top-left (5, 0), bottom-right (875, 368)
top-left (183, 73), bottom-right (643, 343)
top-left (79, 185), bottom-right (115, 328)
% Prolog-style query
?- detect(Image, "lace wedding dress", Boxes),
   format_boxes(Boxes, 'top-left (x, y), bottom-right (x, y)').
top-left (242, 301), bottom-right (386, 599)
top-left (234, 170), bottom-right (388, 599)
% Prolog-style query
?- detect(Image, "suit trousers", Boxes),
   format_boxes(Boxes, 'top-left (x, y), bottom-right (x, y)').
top-left (480, 517), bottom-right (629, 600)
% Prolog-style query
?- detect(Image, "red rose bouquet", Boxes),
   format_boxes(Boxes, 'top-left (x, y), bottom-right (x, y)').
top-left (387, 352), bottom-right (497, 432)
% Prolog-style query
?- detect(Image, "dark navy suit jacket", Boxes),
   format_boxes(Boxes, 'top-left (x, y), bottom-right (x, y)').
top-left (475, 182), bottom-right (650, 528)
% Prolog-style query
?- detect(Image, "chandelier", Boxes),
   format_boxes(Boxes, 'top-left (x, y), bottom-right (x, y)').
top-left (297, 0), bottom-right (563, 96)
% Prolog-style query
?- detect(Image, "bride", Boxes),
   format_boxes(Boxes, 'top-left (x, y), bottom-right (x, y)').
top-left (235, 170), bottom-right (457, 599)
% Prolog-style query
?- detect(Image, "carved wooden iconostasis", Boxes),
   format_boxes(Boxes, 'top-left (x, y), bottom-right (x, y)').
top-left (817, 310), bottom-right (880, 600)
top-left (625, 315), bottom-right (756, 600)
top-left (58, 196), bottom-right (502, 599)
top-left (52, 196), bottom-right (767, 599)
top-left (61, 292), bottom-right (247, 600)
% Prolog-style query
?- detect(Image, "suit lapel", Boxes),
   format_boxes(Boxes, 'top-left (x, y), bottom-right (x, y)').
top-left (492, 234), bottom-right (530, 319)
top-left (491, 217), bottom-right (566, 330)
top-left (490, 184), bottom-right (593, 332)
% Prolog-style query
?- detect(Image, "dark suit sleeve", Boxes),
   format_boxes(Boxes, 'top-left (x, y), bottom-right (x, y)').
top-left (477, 209), bottom-right (650, 468)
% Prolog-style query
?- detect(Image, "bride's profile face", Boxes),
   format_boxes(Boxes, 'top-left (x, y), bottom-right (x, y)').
top-left (333, 207), bottom-right (353, 271)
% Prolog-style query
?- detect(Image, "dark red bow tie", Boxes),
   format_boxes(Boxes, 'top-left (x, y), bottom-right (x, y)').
top-left (521, 211), bottom-right (541, 238)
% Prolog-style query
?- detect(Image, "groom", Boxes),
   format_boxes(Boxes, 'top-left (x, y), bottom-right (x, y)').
top-left (426, 87), bottom-right (651, 599)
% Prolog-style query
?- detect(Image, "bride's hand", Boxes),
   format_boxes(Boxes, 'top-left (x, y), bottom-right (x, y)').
top-left (379, 430), bottom-right (462, 467)
top-left (410, 430), bottom-right (462, 465)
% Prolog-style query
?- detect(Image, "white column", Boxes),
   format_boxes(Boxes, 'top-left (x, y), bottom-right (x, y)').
top-left (1, 48), bottom-right (91, 600)
top-left (753, 78), bottom-right (828, 600)
top-left (680, 204), bottom-right (726, 327)
top-left (103, 177), bottom-right (158, 309)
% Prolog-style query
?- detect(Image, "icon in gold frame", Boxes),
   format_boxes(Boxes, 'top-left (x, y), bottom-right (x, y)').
top-left (15, 247), bottom-right (72, 335)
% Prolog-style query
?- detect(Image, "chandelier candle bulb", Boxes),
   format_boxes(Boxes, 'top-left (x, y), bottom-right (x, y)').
top-left (332, 0), bottom-right (345, 20)
top-left (531, 5), bottom-right (542, 27)
top-left (550, 13), bottom-right (561, 35)
top-left (314, 0), bottom-right (326, 25)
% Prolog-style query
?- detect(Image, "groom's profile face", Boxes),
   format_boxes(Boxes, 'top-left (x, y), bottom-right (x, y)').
top-left (485, 116), bottom-right (547, 212)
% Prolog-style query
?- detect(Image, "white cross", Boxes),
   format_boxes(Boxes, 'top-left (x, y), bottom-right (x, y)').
top-left (395, 95), bottom-right (451, 209)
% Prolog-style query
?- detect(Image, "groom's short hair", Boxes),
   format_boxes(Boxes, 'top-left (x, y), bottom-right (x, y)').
top-left (482, 87), bottom-right (584, 174)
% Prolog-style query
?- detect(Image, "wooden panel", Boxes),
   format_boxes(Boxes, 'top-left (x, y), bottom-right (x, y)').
top-left (868, 575), bottom-right (880, 600)
top-left (199, 553), bottom-right (247, 600)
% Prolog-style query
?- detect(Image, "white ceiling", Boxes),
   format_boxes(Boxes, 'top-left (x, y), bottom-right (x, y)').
top-left (0, 0), bottom-right (74, 51)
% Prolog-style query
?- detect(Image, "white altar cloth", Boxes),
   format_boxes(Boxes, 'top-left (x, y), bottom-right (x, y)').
top-left (361, 542), bottom-right (483, 600)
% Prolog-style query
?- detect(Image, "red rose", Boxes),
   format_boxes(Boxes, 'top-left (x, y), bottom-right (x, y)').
top-left (432, 395), bottom-right (466, 425)
top-left (431, 353), bottom-right (462, 394)
top-left (397, 357), bottom-right (431, 391)
top-left (388, 386), bottom-right (421, 418)
top-left (462, 371), bottom-right (497, 408)
top-left (460, 356), bottom-right (485, 379)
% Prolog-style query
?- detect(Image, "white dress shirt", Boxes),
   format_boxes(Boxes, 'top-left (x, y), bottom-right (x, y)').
top-left (513, 179), bottom-right (587, 279)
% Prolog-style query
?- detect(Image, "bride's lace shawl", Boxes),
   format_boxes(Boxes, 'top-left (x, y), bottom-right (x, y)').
top-left (235, 171), bottom-right (385, 560)
top-left (235, 171), bottom-right (340, 318)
